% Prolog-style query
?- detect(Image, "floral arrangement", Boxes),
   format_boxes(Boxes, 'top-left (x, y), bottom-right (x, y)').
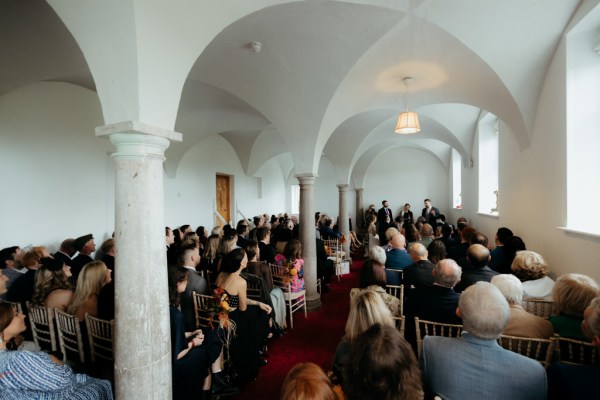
top-left (274, 254), bottom-right (305, 292)
top-left (210, 287), bottom-right (233, 329)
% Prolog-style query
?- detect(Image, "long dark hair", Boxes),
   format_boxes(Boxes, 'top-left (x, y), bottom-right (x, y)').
top-left (220, 248), bottom-right (246, 274)
top-left (168, 266), bottom-right (188, 308)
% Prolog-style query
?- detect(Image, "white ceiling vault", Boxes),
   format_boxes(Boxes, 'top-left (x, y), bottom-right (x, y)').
top-left (2, 0), bottom-right (583, 184)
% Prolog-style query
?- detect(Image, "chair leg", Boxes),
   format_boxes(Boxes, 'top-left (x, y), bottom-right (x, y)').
top-left (303, 297), bottom-right (307, 318)
top-left (289, 300), bottom-right (293, 330)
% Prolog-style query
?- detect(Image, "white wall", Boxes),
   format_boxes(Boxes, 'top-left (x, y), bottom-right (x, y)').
top-left (165, 135), bottom-right (287, 230)
top-left (0, 82), bottom-right (114, 250)
top-left (362, 147), bottom-right (450, 220)
top-left (452, 39), bottom-right (600, 283)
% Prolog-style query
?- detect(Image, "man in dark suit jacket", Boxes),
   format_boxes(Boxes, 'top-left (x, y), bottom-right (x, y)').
top-left (454, 244), bottom-right (498, 293)
top-left (384, 232), bottom-right (413, 285)
top-left (71, 233), bottom-right (96, 285)
top-left (404, 258), bottom-right (462, 351)
top-left (403, 243), bottom-right (435, 288)
top-left (377, 200), bottom-right (393, 243)
top-left (257, 227), bottom-right (276, 264)
top-left (421, 198), bottom-right (441, 227)
top-left (179, 240), bottom-right (209, 331)
top-left (447, 225), bottom-right (476, 261)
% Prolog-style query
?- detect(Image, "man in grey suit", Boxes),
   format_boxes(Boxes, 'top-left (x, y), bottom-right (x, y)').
top-left (179, 240), bottom-right (209, 331)
top-left (421, 281), bottom-right (546, 400)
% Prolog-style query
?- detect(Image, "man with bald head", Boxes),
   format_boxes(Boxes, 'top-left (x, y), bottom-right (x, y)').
top-left (453, 244), bottom-right (498, 293)
top-left (384, 232), bottom-right (412, 285)
top-left (403, 243), bottom-right (435, 288)
top-left (422, 282), bottom-right (546, 400)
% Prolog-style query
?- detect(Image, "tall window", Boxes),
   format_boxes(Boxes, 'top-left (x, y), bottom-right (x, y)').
top-left (478, 113), bottom-right (499, 215)
top-left (452, 149), bottom-right (462, 209)
top-left (291, 184), bottom-right (300, 215)
top-left (566, 22), bottom-right (600, 234)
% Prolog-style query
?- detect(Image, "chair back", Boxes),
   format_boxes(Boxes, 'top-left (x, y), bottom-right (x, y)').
top-left (523, 299), bottom-right (556, 318)
top-left (192, 291), bottom-right (215, 329)
top-left (415, 317), bottom-right (463, 358)
top-left (85, 313), bottom-right (114, 362)
top-left (244, 273), bottom-right (264, 301)
top-left (497, 334), bottom-right (555, 368)
top-left (384, 268), bottom-right (403, 286)
top-left (0, 299), bottom-right (23, 315)
top-left (393, 315), bottom-right (406, 338)
top-left (269, 263), bottom-right (307, 329)
top-left (385, 284), bottom-right (404, 315)
top-left (556, 335), bottom-right (600, 366)
top-left (199, 269), bottom-right (216, 292)
top-left (26, 302), bottom-right (57, 352)
top-left (54, 308), bottom-right (85, 363)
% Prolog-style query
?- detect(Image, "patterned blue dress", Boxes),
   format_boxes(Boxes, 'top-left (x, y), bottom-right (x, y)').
top-left (0, 349), bottom-right (113, 399)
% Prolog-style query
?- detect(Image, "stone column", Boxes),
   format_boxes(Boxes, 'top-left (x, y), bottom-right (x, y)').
top-left (296, 173), bottom-right (320, 311)
top-left (337, 184), bottom-right (350, 256)
top-left (96, 121), bottom-right (182, 400)
top-left (355, 188), bottom-right (364, 232)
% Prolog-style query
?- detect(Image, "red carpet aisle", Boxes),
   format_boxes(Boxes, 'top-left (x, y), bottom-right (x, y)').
top-left (233, 258), bottom-right (363, 400)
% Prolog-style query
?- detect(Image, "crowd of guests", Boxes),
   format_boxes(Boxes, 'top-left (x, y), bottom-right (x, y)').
top-left (3, 204), bottom-right (600, 399)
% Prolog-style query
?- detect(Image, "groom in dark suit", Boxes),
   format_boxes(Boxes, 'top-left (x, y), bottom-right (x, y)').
top-left (377, 200), bottom-right (393, 244)
top-left (421, 198), bottom-right (440, 226)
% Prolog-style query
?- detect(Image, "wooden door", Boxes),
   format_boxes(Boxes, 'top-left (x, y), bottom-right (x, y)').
top-left (215, 174), bottom-right (230, 227)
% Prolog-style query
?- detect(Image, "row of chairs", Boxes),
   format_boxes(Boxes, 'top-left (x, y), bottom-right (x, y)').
top-left (412, 317), bottom-right (598, 368)
top-left (25, 301), bottom-right (113, 364)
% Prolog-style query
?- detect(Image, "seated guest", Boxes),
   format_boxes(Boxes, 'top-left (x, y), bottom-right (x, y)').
top-left (70, 234), bottom-right (96, 284)
top-left (427, 239), bottom-right (446, 265)
top-left (281, 362), bottom-right (336, 400)
top-left (417, 223), bottom-right (435, 248)
top-left (256, 227), bottom-right (276, 265)
top-left (381, 227), bottom-right (398, 251)
top-left (489, 227), bottom-right (513, 273)
top-left (343, 324), bottom-right (423, 400)
top-left (547, 296), bottom-right (600, 400)
top-left (178, 240), bottom-right (209, 331)
top-left (0, 303), bottom-right (114, 399)
top-left (67, 261), bottom-right (112, 322)
top-left (511, 250), bottom-right (554, 301)
top-left (6, 249), bottom-right (44, 308)
top-left (0, 246), bottom-right (25, 299)
top-left (332, 289), bottom-right (394, 380)
top-left (350, 246), bottom-right (400, 316)
top-left (401, 222), bottom-right (420, 247)
top-left (245, 240), bottom-right (274, 292)
top-left (447, 225), bottom-right (476, 261)
top-left (453, 244), bottom-right (498, 293)
top-left (457, 231), bottom-right (489, 269)
top-left (421, 282), bottom-right (547, 400)
top-left (31, 257), bottom-right (73, 311)
top-left (491, 274), bottom-right (554, 338)
top-left (550, 273), bottom-right (599, 340)
top-left (100, 238), bottom-right (115, 271)
top-left (53, 239), bottom-right (76, 267)
top-left (319, 216), bottom-right (342, 240)
top-left (384, 232), bottom-right (412, 285)
top-left (282, 240), bottom-right (305, 293)
top-left (403, 243), bottom-right (435, 288)
top-left (316, 237), bottom-right (334, 291)
top-left (216, 249), bottom-right (272, 385)
top-left (404, 259), bottom-right (462, 350)
top-left (168, 267), bottom-right (234, 399)
top-left (502, 235), bottom-right (527, 273)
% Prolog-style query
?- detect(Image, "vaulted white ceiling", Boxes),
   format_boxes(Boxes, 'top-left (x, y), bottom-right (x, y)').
top-left (1, 0), bottom-right (584, 183)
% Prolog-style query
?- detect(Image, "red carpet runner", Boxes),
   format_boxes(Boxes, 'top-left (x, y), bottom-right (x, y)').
top-left (233, 257), bottom-right (362, 400)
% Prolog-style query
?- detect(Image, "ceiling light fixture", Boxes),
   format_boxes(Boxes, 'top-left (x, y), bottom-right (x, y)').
top-left (395, 77), bottom-right (420, 134)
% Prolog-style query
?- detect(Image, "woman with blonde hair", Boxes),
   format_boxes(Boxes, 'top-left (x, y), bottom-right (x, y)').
top-left (31, 257), bottom-right (73, 311)
top-left (332, 288), bottom-right (394, 379)
top-left (511, 250), bottom-right (554, 301)
top-left (550, 273), bottom-right (600, 340)
top-left (67, 261), bottom-right (111, 321)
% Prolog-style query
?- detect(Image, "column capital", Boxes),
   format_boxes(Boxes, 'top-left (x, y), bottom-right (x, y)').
top-left (355, 187), bottom-right (364, 193)
top-left (336, 184), bottom-right (349, 192)
top-left (295, 173), bottom-right (318, 185)
top-left (96, 121), bottom-right (182, 160)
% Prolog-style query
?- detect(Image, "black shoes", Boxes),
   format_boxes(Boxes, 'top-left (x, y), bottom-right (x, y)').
top-left (211, 372), bottom-right (239, 397)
